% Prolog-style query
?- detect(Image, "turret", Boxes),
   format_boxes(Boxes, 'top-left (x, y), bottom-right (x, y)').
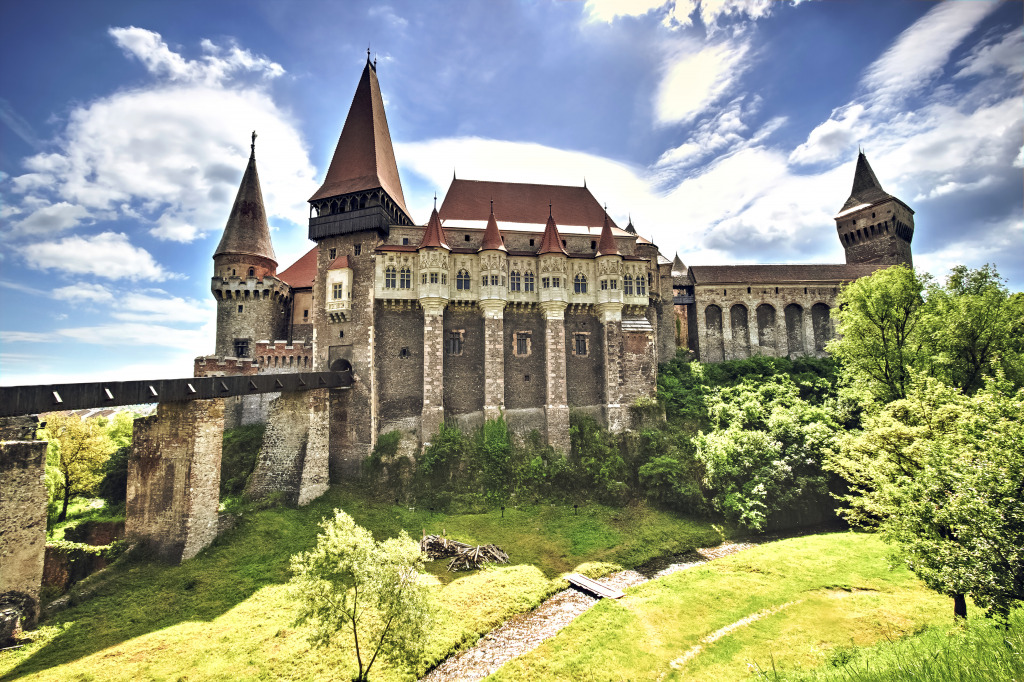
top-left (211, 133), bottom-right (290, 357)
top-left (834, 152), bottom-right (914, 267)
top-left (595, 212), bottom-right (623, 315)
top-left (417, 206), bottom-right (451, 305)
top-left (537, 208), bottom-right (568, 308)
top-left (308, 54), bottom-right (413, 241)
top-left (478, 202), bottom-right (507, 304)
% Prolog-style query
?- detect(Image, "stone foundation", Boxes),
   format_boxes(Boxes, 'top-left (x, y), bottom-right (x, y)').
top-left (126, 400), bottom-right (224, 563)
top-left (0, 439), bottom-right (48, 630)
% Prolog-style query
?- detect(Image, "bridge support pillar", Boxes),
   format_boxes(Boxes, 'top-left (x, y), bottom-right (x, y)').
top-left (1, 424), bottom-right (47, 635)
top-left (245, 388), bottom-right (329, 506)
top-left (126, 399), bottom-right (224, 563)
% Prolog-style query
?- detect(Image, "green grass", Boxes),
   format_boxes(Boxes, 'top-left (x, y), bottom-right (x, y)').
top-left (491, 532), bottom-right (968, 681)
top-left (754, 608), bottom-right (1024, 681)
top-left (48, 498), bottom-right (123, 542)
top-left (1, 484), bottom-right (721, 681)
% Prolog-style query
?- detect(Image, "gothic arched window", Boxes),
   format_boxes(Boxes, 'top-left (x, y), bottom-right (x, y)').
top-left (636, 275), bottom-right (646, 296)
top-left (574, 273), bottom-right (588, 294)
top-left (524, 271), bottom-right (535, 292)
top-left (384, 266), bottom-right (397, 289)
top-left (399, 267), bottom-right (411, 289)
top-left (624, 276), bottom-right (634, 295)
top-left (456, 269), bottom-right (470, 290)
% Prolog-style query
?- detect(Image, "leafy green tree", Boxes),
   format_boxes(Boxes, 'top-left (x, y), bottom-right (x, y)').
top-left (829, 376), bottom-right (1024, 620)
top-left (41, 412), bottom-right (116, 521)
top-left (920, 264), bottom-right (1024, 393)
top-left (693, 375), bottom-right (840, 531)
top-left (290, 510), bottom-right (432, 682)
top-left (828, 265), bottom-right (928, 403)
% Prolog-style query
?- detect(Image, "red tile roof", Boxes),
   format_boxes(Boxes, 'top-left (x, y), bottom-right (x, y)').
top-left (479, 207), bottom-right (506, 251)
top-left (327, 255), bottom-right (350, 270)
top-left (277, 246), bottom-right (318, 289)
top-left (440, 179), bottom-right (617, 227)
top-left (310, 59), bottom-right (409, 219)
top-left (418, 207), bottom-right (450, 249)
top-left (215, 143), bottom-right (277, 266)
top-left (538, 214), bottom-right (567, 255)
top-left (596, 212), bottom-right (618, 256)
top-left (689, 263), bottom-right (884, 284)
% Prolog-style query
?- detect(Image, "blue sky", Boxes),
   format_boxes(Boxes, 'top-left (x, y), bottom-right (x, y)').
top-left (1, 0), bottom-right (1021, 385)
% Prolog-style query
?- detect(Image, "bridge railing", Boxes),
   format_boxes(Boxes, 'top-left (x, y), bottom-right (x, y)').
top-left (0, 370), bottom-right (352, 418)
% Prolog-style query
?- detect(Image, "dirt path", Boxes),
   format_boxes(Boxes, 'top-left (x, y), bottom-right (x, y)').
top-left (420, 540), bottom-right (759, 682)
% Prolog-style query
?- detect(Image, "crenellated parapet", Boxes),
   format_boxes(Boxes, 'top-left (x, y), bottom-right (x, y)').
top-left (194, 355), bottom-right (259, 377)
top-left (253, 339), bottom-right (313, 373)
top-left (211, 274), bottom-right (291, 302)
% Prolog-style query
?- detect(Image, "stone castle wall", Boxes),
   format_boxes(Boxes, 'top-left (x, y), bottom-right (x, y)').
top-left (0, 439), bottom-right (48, 629)
top-left (693, 284), bottom-right (840, 362)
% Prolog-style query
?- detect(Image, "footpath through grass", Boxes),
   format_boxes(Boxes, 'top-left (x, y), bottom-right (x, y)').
top-left (0, 484), bottom-right (722, 681)
top-left (493, 532), bottom-right (1022, 681)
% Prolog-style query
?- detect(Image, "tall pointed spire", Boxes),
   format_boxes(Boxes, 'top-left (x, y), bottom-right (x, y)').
top-left (841, 151), bottom-right (892, 211)
top-left (418, 207), bottom-right (450, 250)
top-left (596, 211), bottom-right (618, 256)
top-left (538, 211), bottom-right (567, 255)
top-left (310, 56), bottom-right (410, 219)
top-left (215, 133), bottom-right (277, 267)
top-left (624, 214), bottom-right (636, 235)
top-left (479, 201), bottom-right (506, 252)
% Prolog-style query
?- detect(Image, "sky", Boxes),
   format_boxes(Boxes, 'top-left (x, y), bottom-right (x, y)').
top-left (1, 0), bottom-right (1021, 386)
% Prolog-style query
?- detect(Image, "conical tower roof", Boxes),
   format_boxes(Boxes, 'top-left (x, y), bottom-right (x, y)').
top-left (597, 211), bottom-right (618, 256)
top-left (215, 134), bottom-right (277, 266)
top-left (479, 203), bottom-right (506, 252)
top-left (840, 152), bottom-right (893, 211)
top-left (672, 253), bottom-right (685, 274)
top-left (310, 57), bottom-right (410, 219)
top-left (538, 210), bottom-right (567, 255)
top-left (418, 206), bottom-right (450, 250)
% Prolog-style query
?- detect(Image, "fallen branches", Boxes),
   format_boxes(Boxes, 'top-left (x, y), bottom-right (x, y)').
top-left (420, 533), bottom-right (510, 571)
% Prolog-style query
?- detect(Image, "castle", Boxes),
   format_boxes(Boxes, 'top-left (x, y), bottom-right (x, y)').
top-left (196, 56), bottom-right (914, 479)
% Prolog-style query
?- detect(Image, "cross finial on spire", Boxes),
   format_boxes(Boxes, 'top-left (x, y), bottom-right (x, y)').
top-left (367, 46), bottom-right (371, 61)
top-left (433, 192), bottom-right (437, 210)
top-left (549, 201), bottom-right (552, 218)
top-left (490, 198), bottom-right (494, 214)
top-left (251, 130), bottom-right (257, 156)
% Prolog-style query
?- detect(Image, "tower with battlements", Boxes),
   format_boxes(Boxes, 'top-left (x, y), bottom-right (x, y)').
top-left (834, 151), bottom-right (915, 267)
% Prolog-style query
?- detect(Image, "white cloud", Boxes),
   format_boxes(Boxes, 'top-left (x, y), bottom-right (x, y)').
top-left (8, 201), bottom-right (90, 235)
top-left (789, 104), bottom-right (866, 166)
top-left (368, 6), bottom-right (409, 29)
top-left (21, 231), bottom-right (177, 281)
top-left (585, 0), bottom-right (789, 31)
top-left (655, 96), bottom-right (784, 172)
top-left (861, 1), bottom-right (999, 106)
top-left (655, 39), bottom-right (750, 125)
top-left (584, 0), bottom-right (674, 23)
top-left (109, 27), bottom-right (284, 85)
top-left (5, 28), bottom-right (316, 250)
top-left (954, 29), bottom-right (1024, 80)
top-left (52, 282), bottom-right (113, 302)
top-left (112, 291), bottom-right (214, 325)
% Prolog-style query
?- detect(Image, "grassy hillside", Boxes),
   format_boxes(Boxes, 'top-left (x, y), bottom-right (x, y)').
top-left (1, 485), bottom-right (722, 681)
top-left (493, 532), bottom-right (1019, 681)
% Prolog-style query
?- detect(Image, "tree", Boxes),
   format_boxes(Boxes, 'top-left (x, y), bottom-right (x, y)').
top-left (828, 265), bottom-right (927, 404)
top-left (920, 264), bottom-right (1024, 394)
top-left (828, 376), bottom-right (1024, 621)
top-left (41, 412), bottom-right (116, 521)
top-left (693, 375), bottom-right (840, 531)
top-left (290, 510), bottom-right (431, 682)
